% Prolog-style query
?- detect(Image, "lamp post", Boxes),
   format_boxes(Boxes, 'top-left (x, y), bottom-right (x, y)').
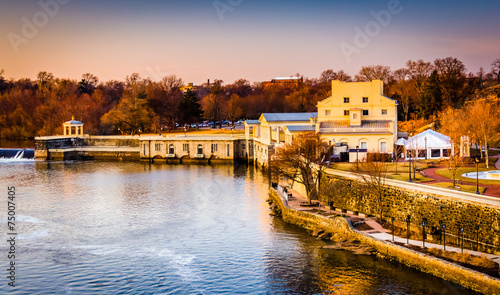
top-left (475, 225), bottom-right (480, 251)
top-left (460, 227), bottom-right (464, 253)
top-left (406, 215), bottom-right (411, 244)
top-left (356, 145), bottom-right (359, 171)
top-left (422, 218), bottom-right (427, 248)
top-left (475, 156), bottom-right (480, 194)
top-left (424, 137), bottom-right (427, 160)
top-left (408, 148), bottom-right (412, 183)
top-left (391, 216), bottom-right (395, 242)
top-left (442, 223), bottom-right (446, 250)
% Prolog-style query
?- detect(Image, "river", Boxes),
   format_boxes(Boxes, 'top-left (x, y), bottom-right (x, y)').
top-left (0, 157), bottom-right (474, 294)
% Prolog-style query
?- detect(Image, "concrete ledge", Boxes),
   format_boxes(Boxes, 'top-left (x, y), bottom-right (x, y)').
top-left (269, 189), bottom-right (500, 294)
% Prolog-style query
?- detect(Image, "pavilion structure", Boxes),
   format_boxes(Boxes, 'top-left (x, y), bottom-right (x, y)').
top-left (63, 116), bottom-right (84, 136)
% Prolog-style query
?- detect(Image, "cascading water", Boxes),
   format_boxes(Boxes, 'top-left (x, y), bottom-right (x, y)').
top-left (0, 149), bottom-right (35, 162)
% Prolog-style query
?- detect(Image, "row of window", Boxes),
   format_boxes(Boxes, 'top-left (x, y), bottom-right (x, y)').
top-left (147, 143), bottom-right (231, 156)
top-left (407, 149), bottom-right (450, 158)
top-left (343, 97), bottom-right (369, 103)
top-left (336, 141), bottom-right (387, 153)
top-left (329, 109), bottom-right (388, 116)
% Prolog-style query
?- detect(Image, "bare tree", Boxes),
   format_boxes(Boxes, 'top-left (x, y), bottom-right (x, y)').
top-left (434, 57), bottom-right (467, 107)
top-left (271, 132), bottom-right (329, 205)
top-left (491, 52), bottom-right (500, 84)
top-left (319, 69), bottom-right (352, 83)
top-left (352, 160), bottom-right (389, 222)
top-left (356, 65), bottom-right (392, 84)
top-left (392, 68), bottom-right (415, 121)
top-left (443, 154), bottom-right (467, 187)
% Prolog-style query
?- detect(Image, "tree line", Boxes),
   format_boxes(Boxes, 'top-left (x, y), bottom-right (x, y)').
top-left (0, 54), bottom-right (499, 139)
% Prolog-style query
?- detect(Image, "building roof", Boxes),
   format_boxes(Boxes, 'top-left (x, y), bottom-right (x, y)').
top-left (261, 112), bottom-right (317, 122)
top-left (285, 125), bottom-right (316, 132)
top-left (245, 120), bottom-right (261, 125)
top-left (64, 117), bottom-right (83, 125)
top-left (273, 77), bottom-right (302, 80)
top-left (396, 129), bottom-right (451, 149)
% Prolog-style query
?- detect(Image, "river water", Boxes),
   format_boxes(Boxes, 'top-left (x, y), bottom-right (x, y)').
top-left (0, 158), bottom-right (474, 294)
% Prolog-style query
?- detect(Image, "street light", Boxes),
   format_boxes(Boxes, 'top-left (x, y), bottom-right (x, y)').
top-left (406, 215), bottom-right (411, 244)
top-left (422, 218), bottom-right (427, 248)
top-left (460, 227), bottom-right (464, 253)
top-left (408, 147), bottom-right (412, 183)
top-left (475, 225), bottom-right (480, 251)
top-left (356, 145), bottom-right (359, 171)
top-left (391, 216), bottom-right (395, 242)
top-left (424, 137), bottom-right (427, 160)
top-left (442, 223), bottom-right (446, 250)
top-left (475, 156), bottom-right (481, 194)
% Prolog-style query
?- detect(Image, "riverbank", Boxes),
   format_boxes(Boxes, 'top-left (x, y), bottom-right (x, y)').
top-left (268, 187), bottom-right (500, 294)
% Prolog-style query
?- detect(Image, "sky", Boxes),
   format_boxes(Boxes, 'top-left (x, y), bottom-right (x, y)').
top-left (1, 0), bottom-right (499, 85)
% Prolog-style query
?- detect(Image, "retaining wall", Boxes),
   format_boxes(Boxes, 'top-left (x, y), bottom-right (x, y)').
top-left (269, 189), bottom-right (500, 294)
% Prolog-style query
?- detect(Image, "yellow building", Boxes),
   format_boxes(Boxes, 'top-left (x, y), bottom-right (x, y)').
top-left (316, 79), bottom-right (398, 161)
top-left (245, 113), bottom-right (317, 166)
top-left (245, 79), bottom-right (398, 165)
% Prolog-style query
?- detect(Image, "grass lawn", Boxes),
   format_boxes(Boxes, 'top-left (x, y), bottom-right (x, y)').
top-left (332, 161), bottom-right (427, 173)
top-left (435, 168), bottom-right (500, 186)
top-left (428, 182), bottom-right (486, 194)
top-left (387, 173), bottom-right (434, 183)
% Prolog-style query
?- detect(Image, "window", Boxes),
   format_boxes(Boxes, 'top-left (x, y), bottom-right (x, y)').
top-left (211, 143), bottom-right (218, 153)
top-left (380, 142), bottom-right (387, 153)
top-left (325, 110), bottom-right (331, 116)
top-left (154, 143), bottom-right (161, 151)
top-left (227, 144), bottom-right (230, 157)
top-left (169, 144), bottom-right (175, 154)
top-left (362, 97), bottom-right (368, 103)
top-left (344, 110), bottom-right (350, 116)
top-left (418, 149), bottom-right (427, 158)
top-left (431, 149), bottom-right (440, 158)
top-left (241, 144), bottom-right (245, 150)
top-left (340, 142), bottom-right (348, 147)
top-left (352, 113), bottom-right (357, 120)
top-left (362, 110), bottom-right (369, 116)
top-left (381, 109), bottom-right (388, 115)
top-left (443, 149), bottom-right (450, 157)
top-left (197, 144), bottom-right (203, 155)
top-left (183, 143), bottom-right (189, 152)
top-left (344, 97), bottom-right (350, 103)
top-left (143, 144), bottom-right (146, 155)
top-left (360, 142), bottom-right (367, 150)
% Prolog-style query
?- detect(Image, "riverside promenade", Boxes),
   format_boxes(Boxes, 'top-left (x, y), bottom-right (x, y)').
top-left (277, 185), bottom-right (500, 265)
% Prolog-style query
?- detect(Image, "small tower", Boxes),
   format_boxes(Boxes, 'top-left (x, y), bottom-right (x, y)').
top-left (63, 116), bottom-right (84, 136)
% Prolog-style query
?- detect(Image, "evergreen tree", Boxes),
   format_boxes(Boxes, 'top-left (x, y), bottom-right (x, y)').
top-left (417, 70), bottom-right (442, 119)
top-left (179, 89), bottom-right (202, 125)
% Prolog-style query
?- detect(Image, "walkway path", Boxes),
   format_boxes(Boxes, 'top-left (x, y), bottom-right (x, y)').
top-left (422, 164), bottom-right (500, 197)
top-left (277, 185), bottom-right (500, 265)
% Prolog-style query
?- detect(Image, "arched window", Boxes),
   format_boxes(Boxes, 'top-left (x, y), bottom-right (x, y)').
top-left (197, 144), bottom-right (203, 155)
top-left (169, 144), bottom-right (175, 155)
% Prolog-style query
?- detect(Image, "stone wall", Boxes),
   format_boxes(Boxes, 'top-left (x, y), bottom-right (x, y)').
top-left (319, 175), bottom-right (500, 252)
top-left (269, 189), bottom-right (500, 294)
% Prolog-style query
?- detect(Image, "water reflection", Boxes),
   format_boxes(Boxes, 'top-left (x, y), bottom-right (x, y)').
top-left (0, 161), bottom-right (475, 294)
